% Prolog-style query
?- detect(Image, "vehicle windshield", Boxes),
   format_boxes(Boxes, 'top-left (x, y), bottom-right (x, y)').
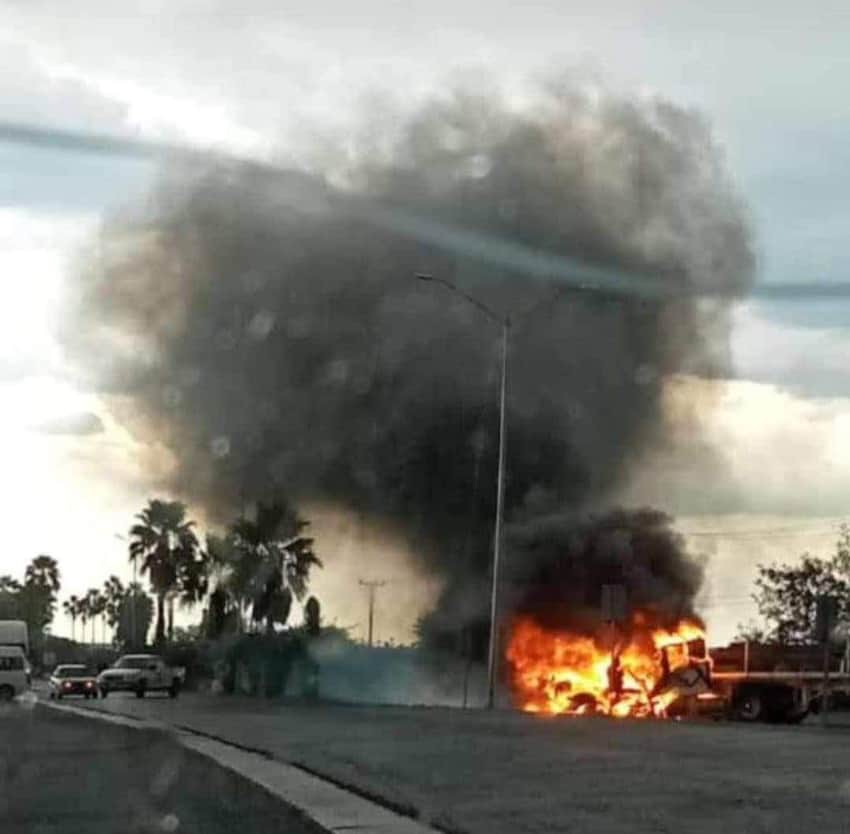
top-left (55, 667), bottom-right (87, 678)
top-left (115, 657), bottom-right (151, 669)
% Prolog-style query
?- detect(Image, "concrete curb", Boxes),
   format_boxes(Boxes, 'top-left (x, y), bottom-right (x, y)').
top-left (43, 700), bottom-right (436, 834)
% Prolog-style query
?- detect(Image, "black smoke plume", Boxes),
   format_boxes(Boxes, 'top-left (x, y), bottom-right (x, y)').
top-left (506, 508), bottom-right (704, 634)
top-left (61, 80), bottom-right (753, 641)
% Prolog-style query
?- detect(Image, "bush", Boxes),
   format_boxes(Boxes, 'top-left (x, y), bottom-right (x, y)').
top-left (217, 631), bottom-right (313, 698)
top-left (162, 640), bottom-right (216, 690)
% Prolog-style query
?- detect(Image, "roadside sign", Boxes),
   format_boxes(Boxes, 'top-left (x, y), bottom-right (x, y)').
top-left (601, 584), bottom-right (628, 623)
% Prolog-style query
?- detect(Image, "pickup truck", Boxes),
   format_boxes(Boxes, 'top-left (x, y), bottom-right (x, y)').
top-left (97, 654), bottom-right (181, 698)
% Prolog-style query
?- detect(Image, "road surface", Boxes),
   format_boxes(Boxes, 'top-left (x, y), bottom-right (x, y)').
top-left (60, 688), bottom-right (850, 834)
top-left (0, 696), bottom-right (322, 834)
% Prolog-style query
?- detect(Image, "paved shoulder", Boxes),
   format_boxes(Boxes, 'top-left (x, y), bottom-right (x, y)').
top-left (0, 700), bottom-right (323, 834)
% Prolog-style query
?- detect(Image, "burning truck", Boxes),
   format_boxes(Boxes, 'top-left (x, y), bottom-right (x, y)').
top-left (507, 611), bottom-right (711, 718)
top-left (502, 510), bottom-right (850, 723)
top-left (506, 613), bottom-right (850, 723)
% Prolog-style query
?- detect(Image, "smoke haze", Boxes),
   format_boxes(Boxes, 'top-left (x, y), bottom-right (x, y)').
top-left (61, 78), bottom-right (753, 634)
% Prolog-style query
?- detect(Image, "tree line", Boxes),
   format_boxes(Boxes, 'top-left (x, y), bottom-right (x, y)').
top-left (1, 494), bottom-right (323, 654)
top-left (123, 496), bottom-right (322, 645)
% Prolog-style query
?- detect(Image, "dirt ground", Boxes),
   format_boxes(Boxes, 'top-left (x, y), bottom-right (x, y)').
top-left (0, 698), bottom-right (323, 834)
top-left (64, 689), bottom-right (850, 834)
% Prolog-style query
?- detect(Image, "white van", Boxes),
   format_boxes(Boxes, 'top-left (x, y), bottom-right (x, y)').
top-left (0, 646), bottom-right (28, 700)
top-left (0, 620), bottom-right (29, 656)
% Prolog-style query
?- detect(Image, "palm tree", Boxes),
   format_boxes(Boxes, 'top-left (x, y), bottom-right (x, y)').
top-left (23, 555), bottom-right (61, 632)
top-left (228, 500), bottom-right (321, 634)
top-left (86, 589), bottom-right (102, 644)
top-left (102, 576), bottom-right (125, 643)
top-left (0, 575), bottom-right (21, 619)
top-left (25, 555), bottom-right (60, 594)
top-left (78, 595), bottom-right (90, 645)
top-left (63, 595), bottom-right (81, 642)
top-left (129, 499), bottom-right (204, 645)
top-left (205, 534), bottom-right (241, 637)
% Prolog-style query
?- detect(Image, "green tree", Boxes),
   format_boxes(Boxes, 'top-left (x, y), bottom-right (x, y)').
top-left (0, 575), bottom-right (21, 619)
top-left (203, 535), bottom-right (241, 638)
top-left (207, 533), bottom-right (248, 632)
top-left (115, 583), bottom-right (154, 650)
top-left (25, 555), bottom-right (60, 597)
top-left (751, 553), bottom-right (850, 644)
top-left (102, 576), bottom-right (125, 641)
top-left (85, 588), bottom-right (105, 644)
top-left (19, 556), bottom-right (61, 645)
top-left (228, 501), bottom-right (321, 634)
top-left (78, 594), bottom-right (90, 645)
top-left (62, 594), bottom-right (82, 642)
top-left (304, 596), bottom-right (321, 636)
top-left (129, 499), bottom-right (205, 645)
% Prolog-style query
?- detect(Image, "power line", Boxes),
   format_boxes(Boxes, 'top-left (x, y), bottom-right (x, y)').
top-left (682, 525), bottom-right (844, 539)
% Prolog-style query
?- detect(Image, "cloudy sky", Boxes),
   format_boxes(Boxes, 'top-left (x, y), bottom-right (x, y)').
top-left (2, 1), bottom-right (849, 644)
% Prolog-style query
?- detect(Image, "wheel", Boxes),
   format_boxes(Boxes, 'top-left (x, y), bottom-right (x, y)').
top-left (0, 685), bottom-right (15, 702)
top-left (732, 689), bottom-right (763, 721)
top-left (135, 682), bottom-right (146, 699)
top-left (168, 680), bottom-right (180, 699)
top-left (100, 688), bottom-right (109, 699)
top-left (57, 693), bottom-right (63, 701)
top-left (49, 691), bottom-right (55, 700)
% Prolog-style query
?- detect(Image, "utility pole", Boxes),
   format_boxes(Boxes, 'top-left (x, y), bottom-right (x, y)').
top-left (359, 580), bottom-right (386, 647)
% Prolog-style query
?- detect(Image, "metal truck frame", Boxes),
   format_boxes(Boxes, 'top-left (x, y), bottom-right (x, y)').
top-left (667, 638), bottom-right (850, 723)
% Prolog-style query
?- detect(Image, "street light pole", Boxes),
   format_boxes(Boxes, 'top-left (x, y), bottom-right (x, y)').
top-left (486, 318), bottom-right (509, 710)
top-left (416, 274), bottom-right (563, 709)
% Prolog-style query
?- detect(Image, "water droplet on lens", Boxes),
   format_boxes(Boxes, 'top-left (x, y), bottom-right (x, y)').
top-left (634, 364), bottom-right (657, 386)
top-left (210, 436), bottom-right (231, 458)
top-left (160, 813), bottom-right (180, 832)
top-left (247, 311), bottom-right (276, 340)
top-left (163, 386), bottom-right (183, 407)
top-left (462, 153), bottom-right (492, 179)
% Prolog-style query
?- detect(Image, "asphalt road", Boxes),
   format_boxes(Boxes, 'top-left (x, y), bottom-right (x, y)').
top-left (59, 688), bottom-right (850, 834)
top-left (0, 696), bottom-right (323, 834)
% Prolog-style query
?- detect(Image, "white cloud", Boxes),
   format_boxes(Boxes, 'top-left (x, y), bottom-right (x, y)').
top-left (621, 374), bottom-right (850, 517)
top-left (0, 208), bottom-right (97, 375)
top-left (731, 302), bottom-right (850, 396)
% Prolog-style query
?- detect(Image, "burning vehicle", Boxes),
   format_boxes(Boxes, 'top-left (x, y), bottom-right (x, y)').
top-left (507, 612), bottom-right (711, 718)
top-left (506, 610), bottom-right (850, 723)
top-left (502, 510), bottom-right (850, 723)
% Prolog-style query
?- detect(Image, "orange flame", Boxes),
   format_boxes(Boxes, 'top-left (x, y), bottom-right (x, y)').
top-left (506, 613), bottom-right (706, 718)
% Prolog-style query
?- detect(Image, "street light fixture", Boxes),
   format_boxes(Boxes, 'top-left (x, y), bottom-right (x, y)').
top-left (416, 273), bottom-right (564, 709)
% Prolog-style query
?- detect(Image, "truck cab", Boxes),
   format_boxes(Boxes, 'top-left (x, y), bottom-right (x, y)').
top-left (97, 654), bottom-right (181, 698)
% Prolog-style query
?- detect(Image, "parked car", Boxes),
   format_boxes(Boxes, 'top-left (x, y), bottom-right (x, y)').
top-left (0, 646), bottom-right (29, 701)
top-left (97, 654), bottom-right (181, 698)
top-left (48, 664), bottom-right (98, 700)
